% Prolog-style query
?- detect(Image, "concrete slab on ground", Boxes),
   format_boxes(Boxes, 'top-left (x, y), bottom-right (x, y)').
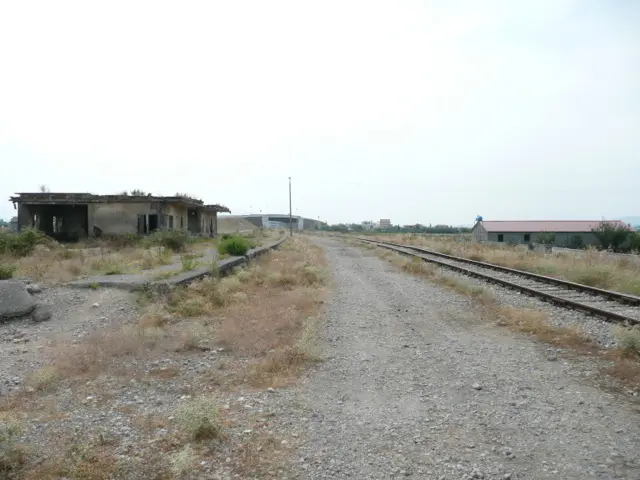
top-left (66, 237), bottom-right (286, 291)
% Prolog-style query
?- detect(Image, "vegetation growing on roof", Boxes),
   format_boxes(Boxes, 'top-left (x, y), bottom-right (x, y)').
top-left (175, 192), bottom-right (203, 202)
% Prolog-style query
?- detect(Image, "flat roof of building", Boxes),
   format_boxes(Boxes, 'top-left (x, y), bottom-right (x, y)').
top-left (9, 193), bottom-right (230, 212)
top-left (222, 213), bottom-right (302, 219)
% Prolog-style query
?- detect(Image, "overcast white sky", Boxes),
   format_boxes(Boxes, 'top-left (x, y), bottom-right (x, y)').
top-left (0, 0), bottom-right (638, 226)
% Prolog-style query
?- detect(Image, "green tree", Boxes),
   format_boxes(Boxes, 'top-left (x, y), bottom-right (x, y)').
top-left (568, 234), bottom-right (584, 249)
top-left (592, 221), bottom-right (632, 252)
top-left (537, 232), bottom-right (556, 245)
top-left (628, 232), bottom-right (640, 253)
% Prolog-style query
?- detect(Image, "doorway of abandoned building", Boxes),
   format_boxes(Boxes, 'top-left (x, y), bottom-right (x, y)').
top-left (26, 204), bottom-right (89, 242)
top-left (187, 208), bottom-right (200, 233)
top-left (137, 214), bottom-right (159, 234)
top-left (148, 214), bottom-right (158, 232)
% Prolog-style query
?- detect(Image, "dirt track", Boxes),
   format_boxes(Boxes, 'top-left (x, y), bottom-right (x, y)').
top-left (282, 237), bottom-right (640, 479)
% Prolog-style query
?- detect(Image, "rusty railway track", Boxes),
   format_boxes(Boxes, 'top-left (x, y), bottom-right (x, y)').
top-left (358, 238), bottom-right (640, 326)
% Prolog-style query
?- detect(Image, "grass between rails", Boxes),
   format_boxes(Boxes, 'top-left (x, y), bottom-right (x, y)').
top-left (360, 240), bottom-right (640, 389)
top-left (368, 233), bottom-right (640, 296)
top-left (0, 236), bottom-right (329, 478)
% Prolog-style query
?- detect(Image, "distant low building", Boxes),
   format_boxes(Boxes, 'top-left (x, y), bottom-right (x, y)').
top-left (361, 221), bottom-right (376, 231)
top-left (379, 218), bottom-right (392, 229)
top-left (220, 214), bottom-right (325, 230)
top-left (471, 220), bottom-right (629, 246)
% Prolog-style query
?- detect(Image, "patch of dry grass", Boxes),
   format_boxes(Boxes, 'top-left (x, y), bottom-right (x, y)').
top-left (47, 326), bottom-right (169, 379)
top-left (168, 444), bottom-right (198, 477)
top-left (0, 239), bottom-right (211, 284)
top-left (3, 236), bottom-right (328, 477)
top-left (603, 350), bottom-right (640, 386)
top-left (175, 396), bottom-right (221, 442)
top-left (25, 366), bottom-right (61, 392)
top-left (150, 236), bottom-right (330, 386)
top-left (0, 414), bottom-right (27, 477)
top-left (19, 435), bottom-right (124, 480)
top-left (494, 306), bottom-right (592, 350)
top-left (371, 234), bottom-right (640, 295)
top-left (612, 326), bottom-right (640, 357)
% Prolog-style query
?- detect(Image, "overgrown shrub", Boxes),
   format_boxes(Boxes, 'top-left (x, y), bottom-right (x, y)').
top-left (629, 232), bottom-right (640, 253)
top-left (0, 264), bottom-right (16, 279)
top-left (218, 235), bottom-right (250, 256)
top-left (181, 254), bottom-right (199, 271)
top-left (175, 397), bottom-right (221, 441)
top-left (613, 326), bottom-right (640, 357)
top-left (145, 230), bottom-right (189, 252)
top-left (0, 419), bottom-right (26, 474)
top-left (568, 234), bottom-right (585, 250)
top-left (592, 221), bottom-right (632, 252)
top-left (0, 228), bottom-right (47, 257)
top-left (119, 233), bottom-right (143, 248)
top-left (537, 232), bottom-right (556, 245)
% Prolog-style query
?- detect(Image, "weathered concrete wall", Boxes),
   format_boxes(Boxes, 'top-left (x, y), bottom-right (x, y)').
top-left (164, 204), bottom-right (188, 230)
top-left (91, 202), bottom-right (154, 235)
top-left (17, 205), bottom-right (31, 231)
top-left (471, 224), bottom-right (488, 242)
top-left (486, 232), bottom-right (599, 246)
top-left (201, 212), bottom-right (217, 236)
top-left (244, 216), bottom-right (263, 228)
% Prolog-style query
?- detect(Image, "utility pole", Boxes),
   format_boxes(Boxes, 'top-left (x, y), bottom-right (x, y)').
top-left (288, 177), bottom-right (293, 236)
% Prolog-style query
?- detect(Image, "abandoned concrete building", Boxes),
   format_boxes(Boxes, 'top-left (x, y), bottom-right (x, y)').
top-left (9, 193), bottom-right (231, 241)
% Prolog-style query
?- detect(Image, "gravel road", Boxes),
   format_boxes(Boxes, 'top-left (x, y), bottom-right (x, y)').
top-left (286, 237), bottom-right (640, 479)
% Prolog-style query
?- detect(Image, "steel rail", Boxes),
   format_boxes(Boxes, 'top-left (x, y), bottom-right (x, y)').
top-left (358, 238), bottom-right (640, 326)
top-left (361, 239), bottom-right (640, 305)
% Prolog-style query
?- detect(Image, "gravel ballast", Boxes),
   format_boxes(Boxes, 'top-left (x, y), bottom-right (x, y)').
top-left (283, 237), bottom-right (640, 479)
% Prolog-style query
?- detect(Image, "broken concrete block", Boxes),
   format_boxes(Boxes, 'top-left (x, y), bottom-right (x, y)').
top-left (31, 305), bottom-right (53, 322)
top-left (27, 284), bottom-right (42, 294)
top-left (0, 280), bottom-right (37, 319)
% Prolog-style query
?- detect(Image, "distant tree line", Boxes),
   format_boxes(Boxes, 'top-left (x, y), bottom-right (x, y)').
top-left (535, 221), bottom-right (640, 253)
top-left (591, 221), bottom-right (640, 253)
top-left (319, 223), bottom-right (471, 234)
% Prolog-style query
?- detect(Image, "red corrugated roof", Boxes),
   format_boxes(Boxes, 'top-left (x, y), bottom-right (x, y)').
top-left (478, 220), bottom-right (629, 233)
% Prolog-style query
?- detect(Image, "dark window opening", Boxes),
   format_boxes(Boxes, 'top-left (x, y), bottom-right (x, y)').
top-left (137, 214), bottom-right (147, 234)
top-left (168, 216), bottom-right (174, 229)
top-left (497, 234), bottom-right (504, 242)
top-left (524, 233), bottom-right (531, 242)
top-left (180, 216), bottom-right (184, 229)
top-left (148, 214), bottom-right (158, 232)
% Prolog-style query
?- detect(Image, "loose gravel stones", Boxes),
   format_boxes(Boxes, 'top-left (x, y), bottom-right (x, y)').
top-left (280, 237), bottom-right (640, 479)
